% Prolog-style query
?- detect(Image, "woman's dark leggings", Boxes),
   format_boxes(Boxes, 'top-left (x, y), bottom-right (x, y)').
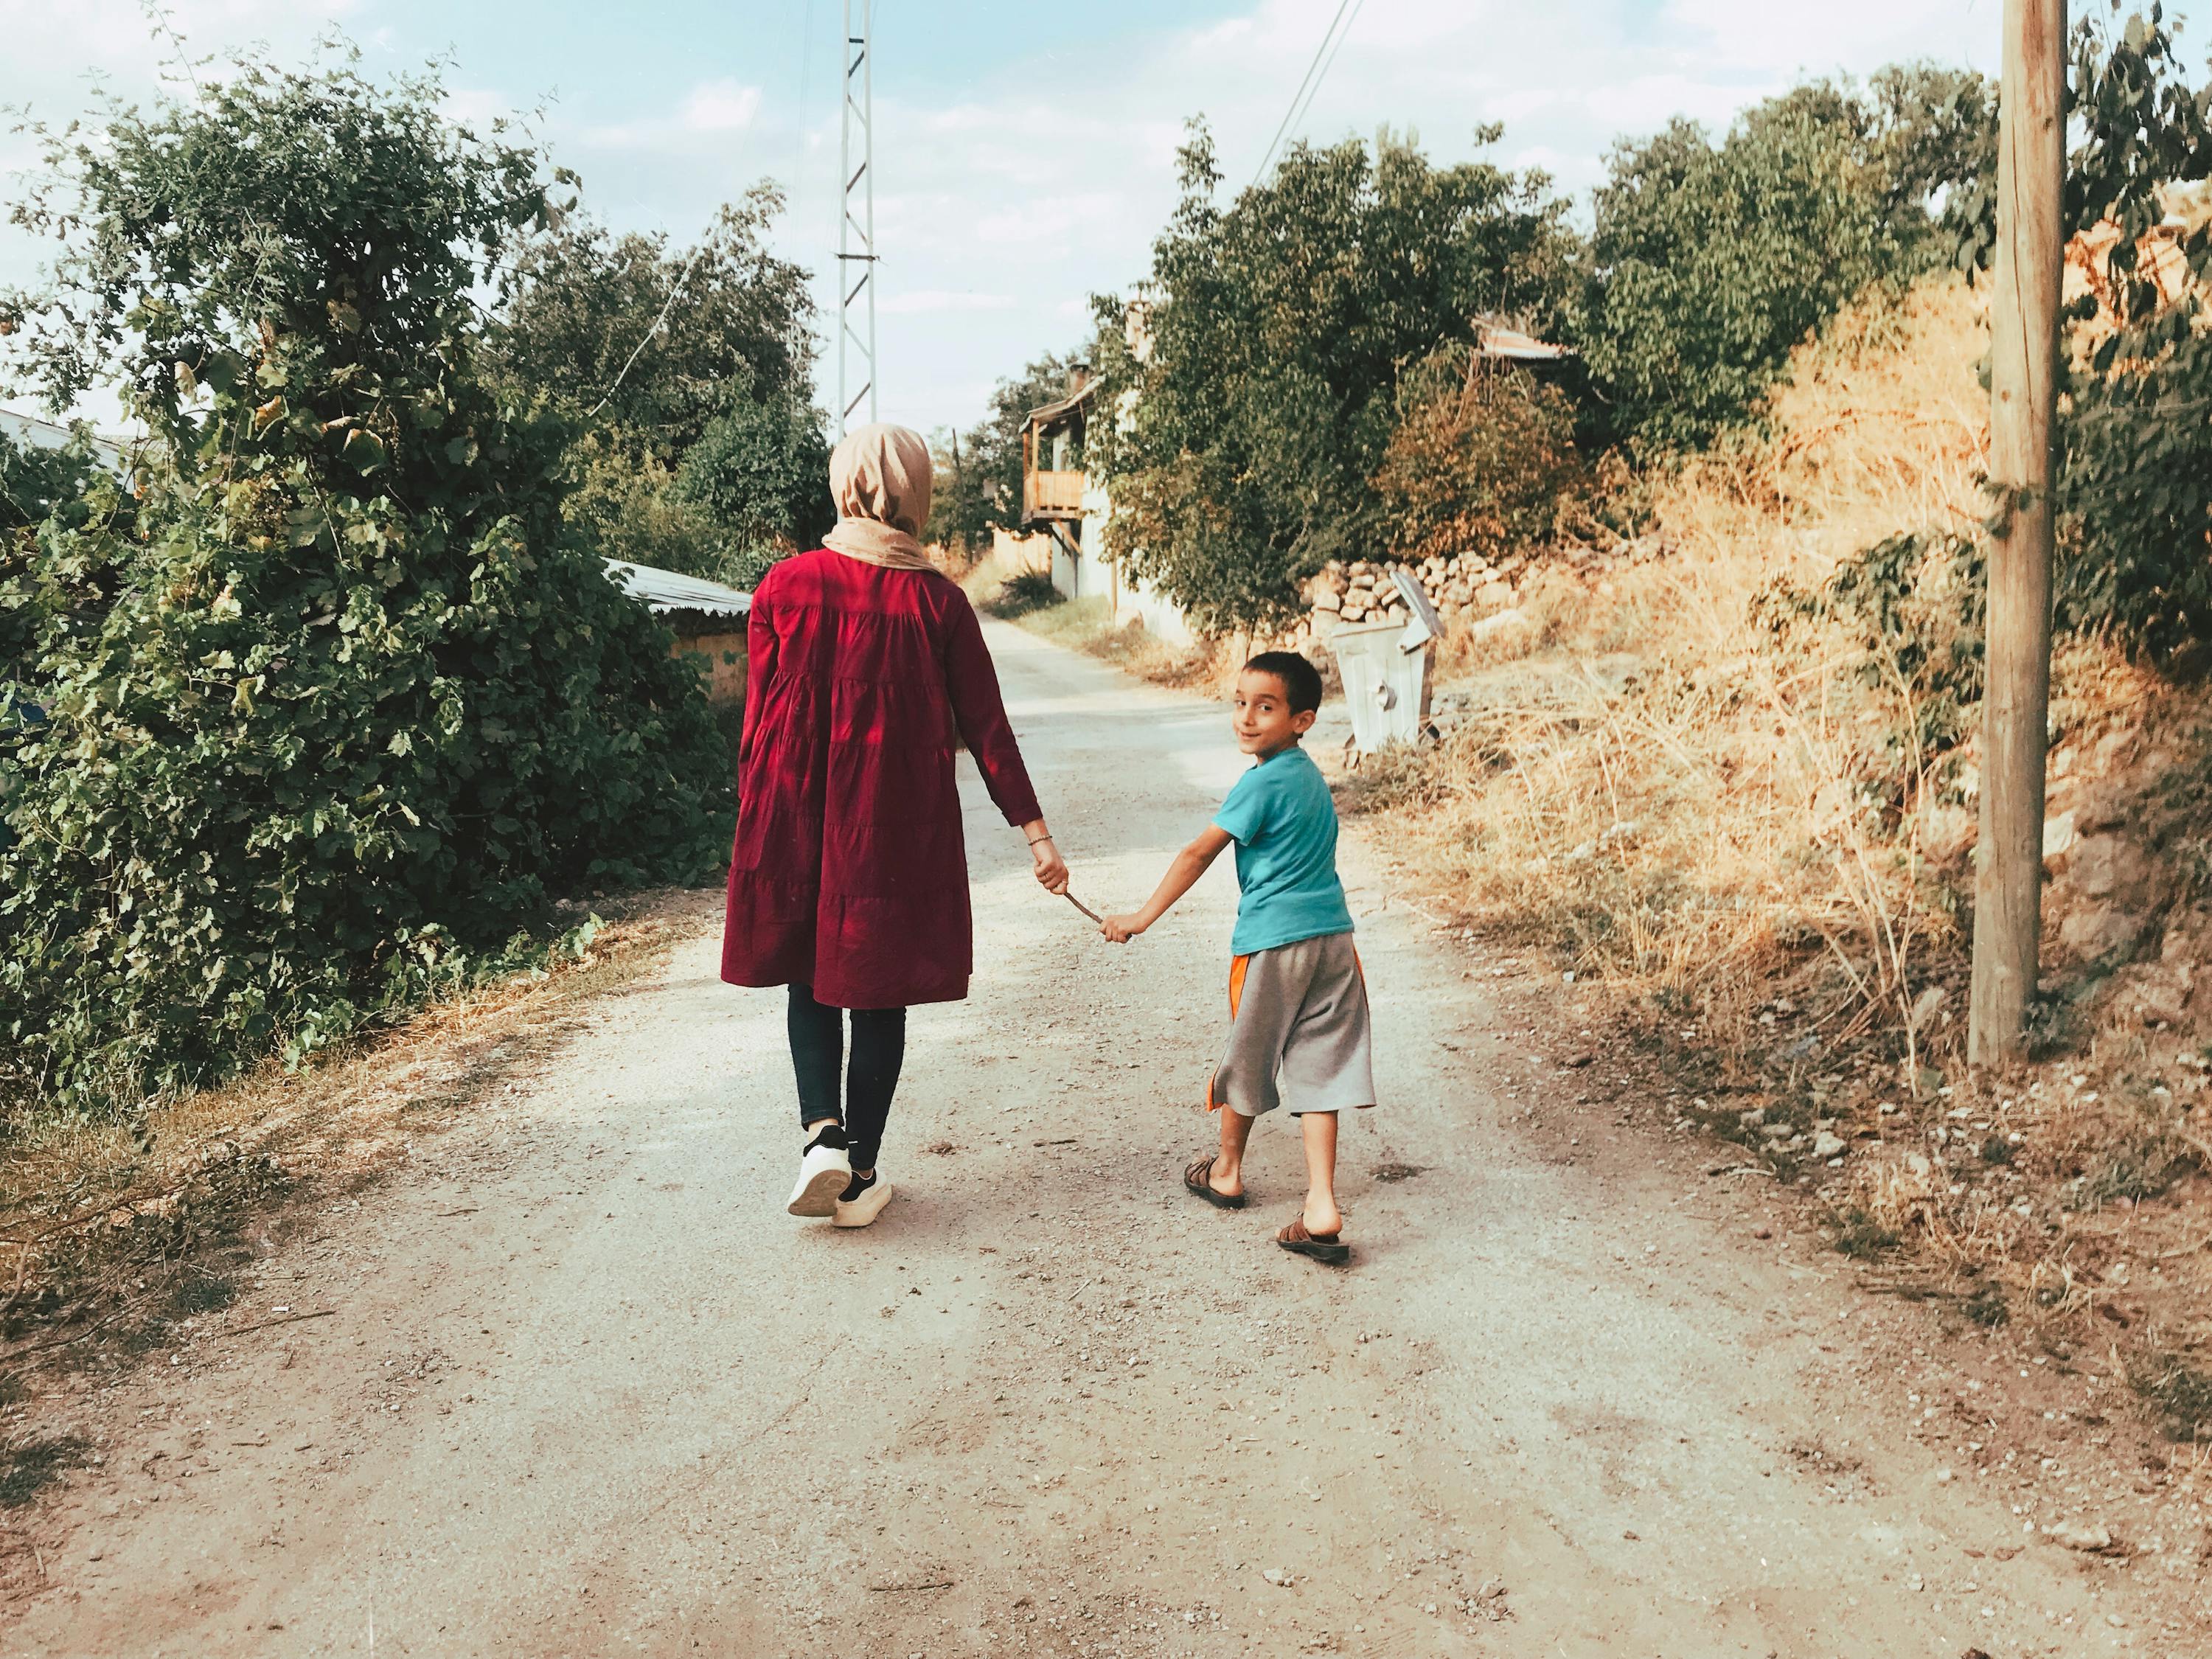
top-left (787, 984), bottom-right (906, 1172)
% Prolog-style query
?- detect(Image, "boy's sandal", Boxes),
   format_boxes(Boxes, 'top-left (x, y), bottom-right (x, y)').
top-left (1276, 1219), bottom-right (1351, 1265)
top-left (1183, 1155), bottom-right (1248, 1209)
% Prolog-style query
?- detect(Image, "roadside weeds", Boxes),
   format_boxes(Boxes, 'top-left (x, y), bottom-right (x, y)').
top-left (0, 888), bottom-right (719, 1411)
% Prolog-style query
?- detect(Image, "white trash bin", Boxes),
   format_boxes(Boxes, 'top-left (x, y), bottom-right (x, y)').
top-left (1326, 567), bottom-right (1441, 757)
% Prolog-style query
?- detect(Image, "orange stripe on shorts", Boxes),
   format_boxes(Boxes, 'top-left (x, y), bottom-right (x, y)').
top-left (1206, 955), bottom-right (1253, 1113)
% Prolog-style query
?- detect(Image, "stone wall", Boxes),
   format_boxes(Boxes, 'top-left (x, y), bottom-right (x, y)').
top-left (1308, 549), bottom-right (1528, 634)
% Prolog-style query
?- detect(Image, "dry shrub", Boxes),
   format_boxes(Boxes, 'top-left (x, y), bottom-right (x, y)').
top-left (1382, 276), bottom-right (1992, 1051)
top-left (1374, 354), bottom-right (1585, 565)
top-left (0, 889), bottom-right (712, 1360)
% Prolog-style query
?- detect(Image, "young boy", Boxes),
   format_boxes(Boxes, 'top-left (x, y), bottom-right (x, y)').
top-left (1101, 651), bottom-right (1374, 1265)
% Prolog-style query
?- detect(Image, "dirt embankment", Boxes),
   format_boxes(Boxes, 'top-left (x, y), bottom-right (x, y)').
top-left (1332, 275), bottom-right (2212, 1615)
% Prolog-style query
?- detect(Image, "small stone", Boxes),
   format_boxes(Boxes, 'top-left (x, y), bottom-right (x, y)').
top-left (1813, 1131), bottom-right (1847, 1160)
top-left (1935, 1468), bottom-right (1954, 1484)
top-left (1752, 1224), bottom-right (1772, 1239)
top-left (2046, 1519), bottom-right (2117, 1554)
top-left (1262, 1568), bottom-right (1290, 1587)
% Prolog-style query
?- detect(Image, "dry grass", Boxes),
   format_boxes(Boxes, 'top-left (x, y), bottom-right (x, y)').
top-left (1364, 273), bottom-right (2212, 1394)
top-left (1009, 596), bottom-right (1225, 689)
top-left (0, 888), bottom-right (714, 1371)
top-left (1368, 277), bottom-right (1992, 1040)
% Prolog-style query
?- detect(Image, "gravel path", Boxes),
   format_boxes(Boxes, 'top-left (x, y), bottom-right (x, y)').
top-left (2, 622), bottom-right (2156, 1657)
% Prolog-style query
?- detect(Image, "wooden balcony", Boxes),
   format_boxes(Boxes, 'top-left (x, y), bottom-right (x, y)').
top-left (1023, 467), bottom-right (1087, 524)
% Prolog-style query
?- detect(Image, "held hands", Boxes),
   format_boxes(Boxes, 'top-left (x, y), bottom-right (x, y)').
top-left (1099, 913), bottom-right (1146, 945)
top-left (1030, 835), bottom-right (1069, 896)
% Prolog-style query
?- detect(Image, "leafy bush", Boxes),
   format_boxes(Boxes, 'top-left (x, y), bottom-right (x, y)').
top-left (0, 425), bottom-right (107, 533)
top-left (0, 55), bottom-right (728, 1110)
top-left (1373, 353), bottom-right (1584, 566)
top-left (673, 390), bottom-right (833, 585)
top-left (2043, 10), bottom-right (2212, 661)
top-left (1806, 530), bottom-right (1986, 759)
top-left (986, 570), bottom-right (1065, 619)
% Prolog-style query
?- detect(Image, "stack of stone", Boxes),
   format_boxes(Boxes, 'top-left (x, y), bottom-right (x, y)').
top-left (1305, 550), bottom-right (1527, 639)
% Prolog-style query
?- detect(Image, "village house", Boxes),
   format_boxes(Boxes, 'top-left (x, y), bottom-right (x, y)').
top-left (1016, 300), bottom-right (1194, 645)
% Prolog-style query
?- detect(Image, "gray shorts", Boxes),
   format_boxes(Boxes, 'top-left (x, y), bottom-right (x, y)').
top-left (1207, 931), bottom-right (1377, 1118)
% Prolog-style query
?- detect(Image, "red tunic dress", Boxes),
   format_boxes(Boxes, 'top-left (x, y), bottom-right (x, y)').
top-left (720, 550), bottom-right (1043, 1009)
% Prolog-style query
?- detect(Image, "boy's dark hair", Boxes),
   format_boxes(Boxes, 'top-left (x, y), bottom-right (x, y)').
top-left (1242, 650), bottom-right (1324, 715)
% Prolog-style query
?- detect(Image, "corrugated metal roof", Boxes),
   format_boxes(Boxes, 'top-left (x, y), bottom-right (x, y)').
top-left (605, 559), bottom-right (753, 618)
top-left (1473, 321), bottom-right (1572, 362)
top-left (1023, 375), bottom-right (1102, 434)
top-left (0, 407), bottom-right (129, 470)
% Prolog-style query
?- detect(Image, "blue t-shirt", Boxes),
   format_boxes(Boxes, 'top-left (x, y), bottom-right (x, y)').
top-left (1211, 745), bottom-right (1354, 956)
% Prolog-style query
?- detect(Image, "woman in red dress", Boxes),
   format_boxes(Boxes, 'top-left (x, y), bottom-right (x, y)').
top-left (722, 422), bottom-right (1068, 1227)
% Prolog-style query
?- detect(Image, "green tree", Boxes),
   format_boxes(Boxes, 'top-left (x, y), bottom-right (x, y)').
top-left (1579, 67), bottom-right (1993, 451)
top-left (0, 423), bottom-right (108, 532)
top-left (484, 195), bottom-right (827, 585)
top-left (925, 353), bottom-right (1077, 556)
top-left (1087, 124), bottom-right (1578, 637)
top-left (0, 52), bottom-right (728, 1108)
top-left (673, 392), bottom-right (833, 585)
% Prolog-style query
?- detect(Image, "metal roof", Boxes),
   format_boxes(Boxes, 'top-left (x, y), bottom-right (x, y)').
top-left (1023, 375), bottom-right (1102, 434)
top-left (0, 407), bottom-right (129, 470)
top-left (1473, 321), bottom-right (1573, 362)
top-left (605, 559), bottom-right (753, 618)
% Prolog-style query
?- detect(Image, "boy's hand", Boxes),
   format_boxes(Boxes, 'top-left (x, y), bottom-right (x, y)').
top-left (1099, 913), bottom-right (1145, 944)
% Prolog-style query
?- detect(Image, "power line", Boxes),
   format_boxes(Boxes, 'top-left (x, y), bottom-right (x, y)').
top-left (1283, 0), bottom-right (1367, 146)
top-left (1251, 0), bottom-right (1356, 187)
top-left (585, 234), bottom-right (711, 422)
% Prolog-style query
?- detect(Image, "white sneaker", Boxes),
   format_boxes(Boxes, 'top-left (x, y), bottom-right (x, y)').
top-left (787, 1138), bottom-right (853, 1217)
top-left (833, 1175), bottom-right (894, 1229)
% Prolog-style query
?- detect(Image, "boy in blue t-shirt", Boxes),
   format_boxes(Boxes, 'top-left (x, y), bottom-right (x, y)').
top-left (1101, 651), bottom-right (1376, 1265)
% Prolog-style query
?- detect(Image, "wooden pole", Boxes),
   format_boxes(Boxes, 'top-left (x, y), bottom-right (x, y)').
top-left (1969, 0), bottom-right (2067, 1065)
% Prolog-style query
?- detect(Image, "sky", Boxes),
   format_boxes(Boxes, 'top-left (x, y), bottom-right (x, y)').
top-left (0, 0), bottom-right (2064, 438)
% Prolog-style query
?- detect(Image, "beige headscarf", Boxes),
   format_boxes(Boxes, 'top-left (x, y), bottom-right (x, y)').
top-left (821, 422), bottom-right (939, 571)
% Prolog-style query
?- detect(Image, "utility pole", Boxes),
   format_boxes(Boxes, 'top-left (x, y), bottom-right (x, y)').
top-left (1969, 0), bottom-right (2066, 1065)
top-left (837, 0), bottom-right (878, 434)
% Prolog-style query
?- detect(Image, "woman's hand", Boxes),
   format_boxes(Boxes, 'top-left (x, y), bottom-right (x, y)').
top-left (1099, 913), bottom-right (1145, 945)
top-left (1023, 821), bottom-right (1069, 895)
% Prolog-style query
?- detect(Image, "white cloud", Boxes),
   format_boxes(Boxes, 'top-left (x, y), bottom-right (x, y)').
top-left (681, 78), bottom-right (762, 135)
top-left (440, 86), bottom-right (519, 129)
top-left (583, 78), bottom-right (765, 150)
top-left (876, 289), bottom-right (1017, 316)
top-left (1661, 0), bottom-right (1996, 77)
top-left (0, 0), bottom-right (2029, 437)
top-left (815, 0), bottom-right (2012, 429)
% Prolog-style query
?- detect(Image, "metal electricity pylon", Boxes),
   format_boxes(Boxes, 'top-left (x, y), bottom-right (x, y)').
top-left (837, 0), bottom-right (877, 434)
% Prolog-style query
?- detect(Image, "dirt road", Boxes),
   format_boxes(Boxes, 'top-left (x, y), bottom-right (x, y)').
top-left (2, 623), bottom-right (2168, 1657)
